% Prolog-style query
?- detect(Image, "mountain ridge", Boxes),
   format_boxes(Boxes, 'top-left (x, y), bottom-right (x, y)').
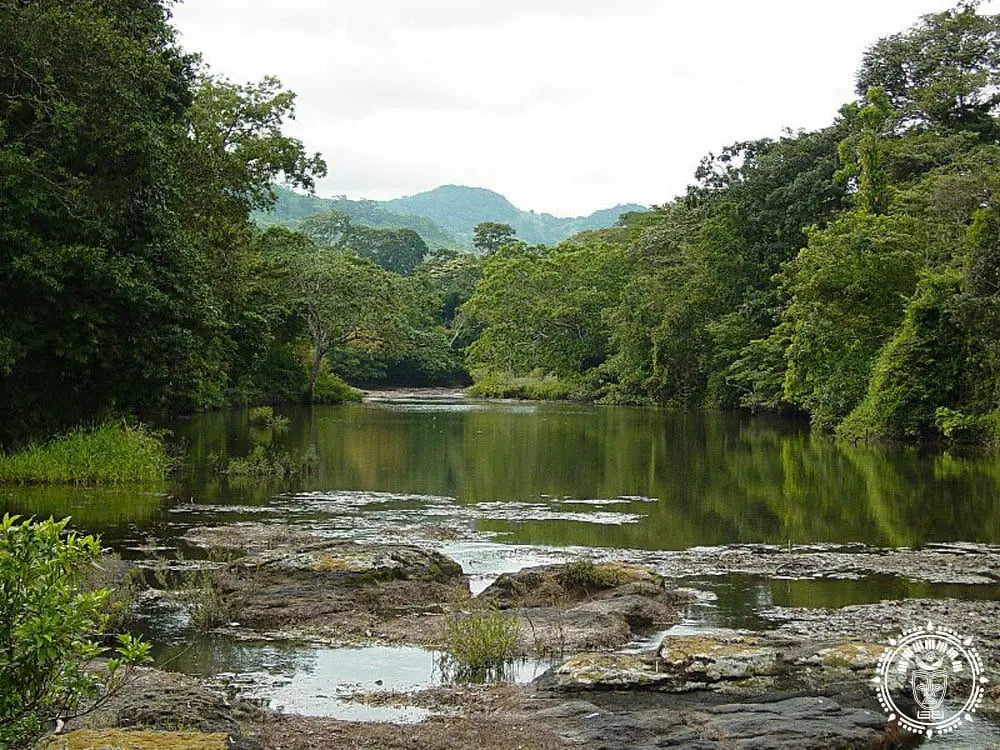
top-left (259, 184), bottom-right (647, 249)
top-left (384, 184), bottom-right (647, 247)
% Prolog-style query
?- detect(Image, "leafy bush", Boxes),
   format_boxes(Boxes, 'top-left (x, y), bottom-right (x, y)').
top-left (247, 406), bottom-right (289, 429)
top-left (467, 371), bottom-right (586, 401)
top-left (440, 607), bottom-right (520, 682)
top-left (0, 423), bottom-right (169, 484)
top-left (0, 515), bottom-right (151, 748)
top-left (312, 371), bottom-right (363, 404)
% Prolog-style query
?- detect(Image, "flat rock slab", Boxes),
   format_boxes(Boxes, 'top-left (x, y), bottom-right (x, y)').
top-left (630, 542), bottom-right (1000, 585)
top-left (539, 632), bottom-right (895, 699)
top-left (529, 692), bottom-right (900, 750)
top-left (181, 523), bottom-right (320, 556)
top-left (64, 667), bottom-right (246, 735)
top-left (212, 540), bottom-right (470, 642)
top-left (234, 540), bottom-right (464, 581)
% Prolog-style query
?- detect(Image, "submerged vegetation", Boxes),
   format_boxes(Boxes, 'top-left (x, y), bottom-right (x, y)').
top-left (220, 444), bottom-right (319, 478)
top-left (0, 424), bottom-right (169, 484)
top-left (248, 405), bottom-right (290, 429)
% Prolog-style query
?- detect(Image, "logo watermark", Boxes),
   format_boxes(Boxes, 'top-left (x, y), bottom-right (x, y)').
top-left (874, 622), bottom-right (988, 738)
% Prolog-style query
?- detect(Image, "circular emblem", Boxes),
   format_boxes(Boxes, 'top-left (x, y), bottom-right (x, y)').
top-left (875, 621), bottom-right (988, 738)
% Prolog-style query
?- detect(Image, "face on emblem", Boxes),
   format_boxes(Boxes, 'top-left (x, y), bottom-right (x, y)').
top-left (911, 668), bottom-right (948, 711)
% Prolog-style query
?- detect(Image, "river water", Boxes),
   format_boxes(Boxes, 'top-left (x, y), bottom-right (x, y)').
top-left (4, 392), bottom-right (1000, 729)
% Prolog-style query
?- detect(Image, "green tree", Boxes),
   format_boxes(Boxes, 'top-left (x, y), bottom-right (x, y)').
top-left (473, 222), bottom-right (516, 254)
top-left (782, 212), bottom-right (922, 428)
top-left (0, 1), bottom-right (325, 443)
top-left (464, 241), bottom-right (629, 382)
top-left (856, 2), bottom-right (1000, 137)
top-left (299, 212), bottom-right (428, 274)
top-left (284, 249), bottom-right (406, 400)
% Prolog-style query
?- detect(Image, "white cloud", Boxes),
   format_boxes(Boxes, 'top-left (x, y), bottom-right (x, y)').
top-left (170, 0), bottom-right (997, 216)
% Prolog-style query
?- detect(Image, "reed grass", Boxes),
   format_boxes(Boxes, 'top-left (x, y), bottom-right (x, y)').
top-left (0, 423), bottom-right (169, 484)
top-left (440, 607), bottom-right (520, 681)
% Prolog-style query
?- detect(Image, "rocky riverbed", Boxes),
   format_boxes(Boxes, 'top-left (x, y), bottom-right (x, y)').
top-left (45, 527), bottom-right (1000, 749)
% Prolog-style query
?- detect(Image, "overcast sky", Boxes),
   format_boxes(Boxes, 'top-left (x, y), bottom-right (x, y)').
top-left (171, 1), bottom-right (995, 216)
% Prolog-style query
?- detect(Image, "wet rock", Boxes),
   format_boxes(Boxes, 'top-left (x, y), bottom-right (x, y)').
top-left (540, 653), bottom-right (673, 690)
top-left (794, 641), bottom-right (884, 671)
top-left (213, 540), bottom-right (470, 643)
top-left (632, 542), bottom-right (1000, 585)
top-left (65, 667), bottom-right (248, 735)
top-left (659, 634), bottom-right (780, 686)
top-left (539, 634), bottom-right (782, 693)
top-left (527, 692), bottom-right (902, 750)
top-left (530, 630), bottom-right (913, 748)
top-left (480, 561), bottom-right (664, 608)
top-left (235, 539), bottom-right (464, 582)
top-left (538, 631), bottom-right (905, 705)
top-left (573, 593), bottom-right (677, 629)
top-left (764, 598), bottom-right (1000, 664)
top-left (478, 561), bottom-right (686, 655)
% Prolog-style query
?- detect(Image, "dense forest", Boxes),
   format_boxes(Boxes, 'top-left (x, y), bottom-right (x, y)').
top-left (2, 1), bottom-right (999, 447)
top-left (463, 2), bottom-right (1000, 444)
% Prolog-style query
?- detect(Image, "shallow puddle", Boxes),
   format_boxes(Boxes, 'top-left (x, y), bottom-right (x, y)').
top-left (153, 637), bottom-right (550, 723)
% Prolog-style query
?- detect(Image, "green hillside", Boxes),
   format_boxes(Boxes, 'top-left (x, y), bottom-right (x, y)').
top-left (256, 186), bottom-right (459, 250)
top-left (384, 185), bottom-right (647, 246)
top-left (258, 184), bottom-right (647, 249)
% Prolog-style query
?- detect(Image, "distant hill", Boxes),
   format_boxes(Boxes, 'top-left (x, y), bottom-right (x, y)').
top-left (256, 184), bottom-right (647, 249)
top-left (255, 186), bottom-right (459, 250)
top-left (384, 185), bottom-right (647, 247)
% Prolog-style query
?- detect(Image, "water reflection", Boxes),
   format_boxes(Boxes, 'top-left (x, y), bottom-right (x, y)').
top-left (3, 401), bottom-right (1000, 550)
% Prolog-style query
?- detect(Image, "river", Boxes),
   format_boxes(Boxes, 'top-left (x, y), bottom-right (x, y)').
top-left (4, 391), bottom-right (1000, 738)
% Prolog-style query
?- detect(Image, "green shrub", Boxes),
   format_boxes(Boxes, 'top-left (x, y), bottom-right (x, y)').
top-left (467, 371), bottom-right (586, 401)
top-left (0, 423), bottom-right (169, 484)
top-left (440, 607), bottom-right (520, 682)
top-left (184, 568), bottom-right (238, 631)
top-left (312, 371), bottom-right (363, 404)
top-left (247, 405), bottom-right (290, 429)
top-left (0, 515), bottom-right (151, 748)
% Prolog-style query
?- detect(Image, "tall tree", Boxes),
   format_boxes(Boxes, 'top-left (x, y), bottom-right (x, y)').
top-left (0, 1), bottom-right (325, 442)
top-left (856, 2), bottom-right (1000, 137)
top-left (473, 222), bottom-right (516, 254)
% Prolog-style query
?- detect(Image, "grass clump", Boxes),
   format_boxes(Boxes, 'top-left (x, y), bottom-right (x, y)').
top-left (247, 405), bottom-right (290, 429)
top-left (0, 423), bottom-right (169, 484)
top-left (440, 607), bottom-right (520, 682)
top-left (557, 560), bottom-right (628, 593)
top-left (185, 568), bottom-right (238, 631)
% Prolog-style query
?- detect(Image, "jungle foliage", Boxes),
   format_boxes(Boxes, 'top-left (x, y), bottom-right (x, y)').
top-left (4, 1), bottom-right (1000, 447)
top-left (460, 2), bottom-right (1000, 443)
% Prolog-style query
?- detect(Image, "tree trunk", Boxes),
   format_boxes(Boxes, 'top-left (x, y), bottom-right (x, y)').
top-left (308, 347), bottom-right (323, 404)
